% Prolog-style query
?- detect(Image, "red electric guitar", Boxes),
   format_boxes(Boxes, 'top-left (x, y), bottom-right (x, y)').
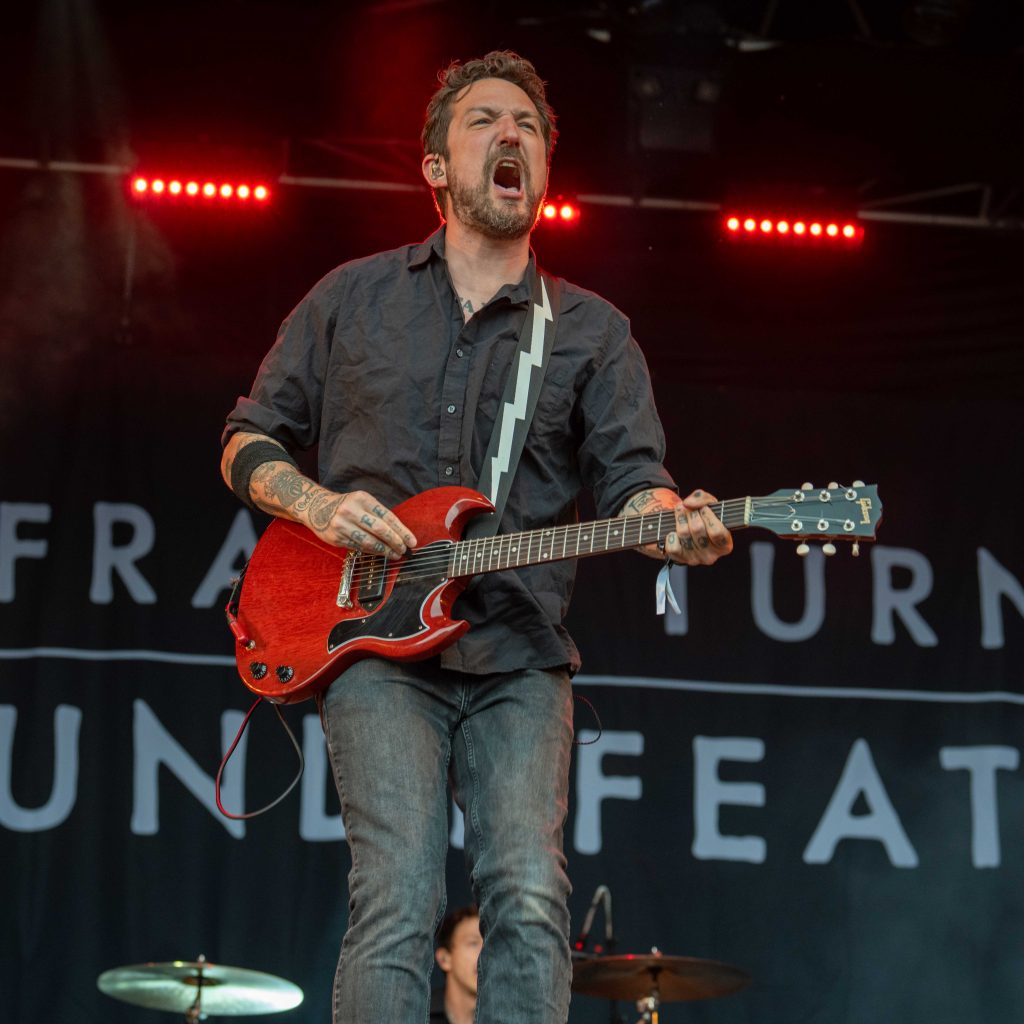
top-left (226, 482), bottom-right (882, 704)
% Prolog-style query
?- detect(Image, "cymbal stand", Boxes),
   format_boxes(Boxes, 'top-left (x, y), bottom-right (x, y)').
top-left (634, 980), bottom-right (661, 1024)
top-left (185, 954), bottom-right (208, 1023)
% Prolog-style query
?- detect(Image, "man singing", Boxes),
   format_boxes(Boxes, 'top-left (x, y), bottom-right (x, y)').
top-left (221, 50), bottom-right (731, 1023)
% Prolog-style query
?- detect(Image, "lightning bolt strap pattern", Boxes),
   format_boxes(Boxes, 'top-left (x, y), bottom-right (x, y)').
top-left (487, 280), bottom-right (552, 505)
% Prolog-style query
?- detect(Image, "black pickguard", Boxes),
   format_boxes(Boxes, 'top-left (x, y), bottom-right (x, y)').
top-left (326, 571), bottom-right (449, 653)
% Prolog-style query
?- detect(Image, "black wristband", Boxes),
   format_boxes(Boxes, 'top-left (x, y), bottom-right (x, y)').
top-left (228, 439), bottom-right (300, 508)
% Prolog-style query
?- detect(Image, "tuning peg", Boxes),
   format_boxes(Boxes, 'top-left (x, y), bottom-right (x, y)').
top-left (827, 481), bottom-right (838, 490)
top-left (801, 482), bottom-right (814, 491)
top-left (853, 479), bottom-right (865, 488)
top-left (823, 542), bottom-right (837, 556)
top-left (852, 542), bottom-right (860, 557)
top-left (796, 542), bottom-right (810, 556)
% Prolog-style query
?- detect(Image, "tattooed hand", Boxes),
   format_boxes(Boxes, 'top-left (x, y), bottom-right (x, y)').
top-left (318, 489), bottom-right (417, 559)
top-left (222, 432), bottom-right (415, 558)
top-left (621, 487), bottom-right (732, 566)
top-left (253, 467), bottom-right (416, 558)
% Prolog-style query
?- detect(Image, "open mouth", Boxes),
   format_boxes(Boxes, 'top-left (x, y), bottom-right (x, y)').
top-left (492, 158), bottom-right (523, 197)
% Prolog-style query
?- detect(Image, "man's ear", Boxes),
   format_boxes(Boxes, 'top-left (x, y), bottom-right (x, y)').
top-left (421, 154), bottom-right (446, 187)
top-left (435, 947), bottom-right (452, 972)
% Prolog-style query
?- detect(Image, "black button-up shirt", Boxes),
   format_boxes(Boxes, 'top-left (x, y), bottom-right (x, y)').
top-left (224, 227), bottom-right (675, 674)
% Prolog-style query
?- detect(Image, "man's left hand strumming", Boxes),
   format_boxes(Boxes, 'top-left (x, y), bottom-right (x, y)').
top-left (622, 487), bottom-right (734, 565)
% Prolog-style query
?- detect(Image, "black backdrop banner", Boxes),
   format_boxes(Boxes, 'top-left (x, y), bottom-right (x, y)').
top-left (2, 176), bottom-right (1022, 1024)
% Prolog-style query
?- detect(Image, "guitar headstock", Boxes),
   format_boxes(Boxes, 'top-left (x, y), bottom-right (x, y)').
top-left (748, 481), bottom-right (882, 556)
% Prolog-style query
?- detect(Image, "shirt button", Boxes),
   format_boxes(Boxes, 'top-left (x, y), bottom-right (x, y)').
top-left (456, 348), bottom-right (464, 358)
top-left (444, 466), bottom-right (454, 477)
top-left (447, 404), bottom-right (456, 414)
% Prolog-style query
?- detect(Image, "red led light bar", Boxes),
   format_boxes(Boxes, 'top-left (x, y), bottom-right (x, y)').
top-left (130, 176), bottom-right (272, 204)
top-left (723, 213), bottom-right (863, 244)
top-left (540, 198), bottom-right (580, 225)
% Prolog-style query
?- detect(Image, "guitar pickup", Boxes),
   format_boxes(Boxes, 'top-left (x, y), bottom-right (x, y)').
top-left (336, 551), bottom-right (356, 608)
top-left (358, 556), bottom-right (387, 610)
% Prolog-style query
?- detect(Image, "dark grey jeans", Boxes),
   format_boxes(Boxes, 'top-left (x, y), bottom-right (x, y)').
top-left (320, 657), bottom-right (574, 1023)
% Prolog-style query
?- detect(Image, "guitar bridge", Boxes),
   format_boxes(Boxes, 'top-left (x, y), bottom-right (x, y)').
top-left (337, 551), bottom-right (356, 608)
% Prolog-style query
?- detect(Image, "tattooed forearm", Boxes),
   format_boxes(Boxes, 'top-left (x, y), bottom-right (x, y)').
top-left (622, 487), bottom-right (680, 518)
top-left (251, 464), bottom-right (308, 509)
top-left (250, 464), bottom-right (343, 532)
top-left (277, 472), bottom-right (311, 508)
top-left (625, 490), bottom-right (659, 515)
top-left (251, 472), bottom-right (353, 539)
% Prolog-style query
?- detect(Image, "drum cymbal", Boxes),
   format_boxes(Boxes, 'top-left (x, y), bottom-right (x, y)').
top-left (97, 960), bottom-right (303, 1016)
top-left (571, 953), bottom-right (750, 1002)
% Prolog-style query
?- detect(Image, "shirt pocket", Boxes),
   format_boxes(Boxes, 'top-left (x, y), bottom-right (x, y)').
top-left (529, 367), bottom-right (578, 443)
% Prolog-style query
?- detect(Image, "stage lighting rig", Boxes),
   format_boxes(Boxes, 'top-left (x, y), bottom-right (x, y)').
top-left (722, 212), bottom-right (863, 245)
top-left (540, 197), bottom-right (581, 225)
top-left (130, 175), bottom-right (271, 205)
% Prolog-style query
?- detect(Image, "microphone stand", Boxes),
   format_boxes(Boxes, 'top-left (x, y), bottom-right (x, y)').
top-left (575, 886), bottom-right (623, 1024)
top-left (601, 889), bottom-right (622, 1024)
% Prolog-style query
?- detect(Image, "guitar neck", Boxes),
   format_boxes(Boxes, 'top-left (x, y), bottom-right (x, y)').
top-left (447, 498), bottom-right (750, 578)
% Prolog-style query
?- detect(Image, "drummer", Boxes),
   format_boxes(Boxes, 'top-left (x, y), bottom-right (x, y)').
top-left (431, 906), bottom-right (482, 1024)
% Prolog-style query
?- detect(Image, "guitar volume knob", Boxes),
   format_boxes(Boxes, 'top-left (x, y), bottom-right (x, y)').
top-left (249, 662), bottom-right (268, 681)
top-left (276, 665), bottom-right (294, 683)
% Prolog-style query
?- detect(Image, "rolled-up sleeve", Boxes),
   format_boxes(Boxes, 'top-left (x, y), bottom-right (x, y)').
top-left (221, 272), bottom-right (339, 450)
top-left (577, 314), bottom-right (677, 518)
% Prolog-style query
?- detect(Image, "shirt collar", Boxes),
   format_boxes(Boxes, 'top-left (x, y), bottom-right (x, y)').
top-left (407, 225), bottom-right (537, 306)
top-left (406, 226), bottom-right (447, 270)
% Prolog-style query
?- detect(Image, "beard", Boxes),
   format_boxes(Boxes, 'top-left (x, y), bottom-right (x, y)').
top-left (444, 150), bottom-right (545, 240)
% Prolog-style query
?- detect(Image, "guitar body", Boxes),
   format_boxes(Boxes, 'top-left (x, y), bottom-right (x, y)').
top-left (233, 487), bottom-right (493, 704)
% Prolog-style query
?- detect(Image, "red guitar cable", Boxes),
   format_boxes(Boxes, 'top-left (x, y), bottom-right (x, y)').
top-left (215, 697), bottom-right (305, 820)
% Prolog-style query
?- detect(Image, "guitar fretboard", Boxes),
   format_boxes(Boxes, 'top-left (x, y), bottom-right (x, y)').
top-left (446, 498), bottom-right (750, 578)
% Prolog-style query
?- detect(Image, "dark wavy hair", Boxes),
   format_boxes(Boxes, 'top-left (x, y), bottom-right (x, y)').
top-left (422, 50), bottom-right (558, 161)
top-left (436, 905), bottom-right (480, 951)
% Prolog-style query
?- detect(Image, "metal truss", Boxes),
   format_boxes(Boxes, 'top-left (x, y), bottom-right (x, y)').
top-left (1, 155), bottom-right (1021, 232)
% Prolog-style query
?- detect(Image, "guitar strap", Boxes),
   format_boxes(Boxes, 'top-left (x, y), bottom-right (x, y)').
top-left (465, 266), bottom-right (562, 539)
